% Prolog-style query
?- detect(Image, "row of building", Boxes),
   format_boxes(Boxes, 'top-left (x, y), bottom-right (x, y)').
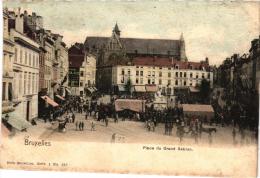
top-left (3, 8), bottom-right (69, 124)
top-left (214, 36), bottom-right (260, 113)
top-left (68, 24), bottom-right (213, 98)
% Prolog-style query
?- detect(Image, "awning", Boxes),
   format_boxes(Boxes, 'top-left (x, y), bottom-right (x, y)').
top-left (182, 104), bottom-right (214, 119)
top-left (65, 88), bottom-right (71, 94)
top-left (189, 87), bottom-right (200, 93)
top-left (1, 123), bottom-right (10, 137)
top-left (41, 96), bottom-right (59, 107)
top-left (115, 99), bottom-right (145, 112)
top-left (118, 85), bottom-right (126, 92)
top-left (6, 113), bottom-right (31, 131)
top-left (56, 95), bottom-right (65, 101)
top-left (87, 87), bottom-right (95, 93)
top-left (134, 85), bottom-right (146, 92)
top-left (145, 85), bottom-right (157, 92)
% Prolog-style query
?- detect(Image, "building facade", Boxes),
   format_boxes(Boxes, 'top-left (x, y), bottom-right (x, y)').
top-left (2, 9), bottom-right (15, 114)
top-left (11, 28), bottom-right (40, 121)
top-left (111, 57), bottom-right (213, 95)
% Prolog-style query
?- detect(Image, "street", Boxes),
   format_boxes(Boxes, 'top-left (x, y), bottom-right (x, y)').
top-left (11, 112), bottom-right (256, 147)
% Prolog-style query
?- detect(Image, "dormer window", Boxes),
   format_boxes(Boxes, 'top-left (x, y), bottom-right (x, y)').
top-left (189, 65), bottom-right (193, 70)
top-left (175, 65), bottom-right (179, 69)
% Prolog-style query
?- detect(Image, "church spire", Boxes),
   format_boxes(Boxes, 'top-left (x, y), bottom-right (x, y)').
top-left (113, 22), bottom-right (121, 36)
top-left (180, 32), bottom-right (187, 62)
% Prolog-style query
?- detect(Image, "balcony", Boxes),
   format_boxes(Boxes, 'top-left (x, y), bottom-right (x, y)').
top-left (2, 101), bottom-right (14, 114)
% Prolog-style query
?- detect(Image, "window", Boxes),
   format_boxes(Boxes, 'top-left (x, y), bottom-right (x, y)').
top-left (140, 71), bottom-right (143, 76)
top-left (80, 71), bottom-right (84, 77)
top-left (202, 73), bottom-right (205, 79)
top-left (159, 67), bottom-right (162, 70)
top-left (2, 82), bottom-right (6, 100)
top-left (184, 72), bottom-right (186, 78)
top-left (180, 72), bottom-right (182, 77)
top-left (189, 65), bottom-right (193, 70)
top-left (184, 81), bottom-right (187, 86)
top-left (190, 73), bottom-right (193, 78)
top-left (168, 80), bottom-right (171, 85)
top-left (148, 71), bottom-right (151, 76)
top-left (168, 72), bottom-right (171, 78)
top-left (136, 71), bottom-right (139, 76)
top-left (19, 73), bottom-right (22, 94)
top-left (152, 79), bottom-right (155, 84)
top-left (175, 72), bottom-right (178, 77)
top-left (127, 69), bottom-right (130, 75)
top-left (14, 48), bottom-right (18, 62)
top-left (159, 72), bottom-right (162, 77)
top-left (190, 82), bottom-right (192, 86)
top-left (196, 74), bottom-right (199, 79)
top-left (32, 73), bottom-right (34, 93)
top-left (167, 87), bottom-right (171, 95)
top-left (121, 69), bottom-right (124, 75)
top-left (36, 56), bottom-right (38, 67)
top-left (24, 72), bottom-right (27, 95)
top-left (168, 67), bottom-right (171, 70)
top-left (80, 82), bottom-right (83, 87)
top-left (148, 79), bottom-right (151, 84)
top-left (152, 71), bottom-right (155, 77)
top-left (175, 65), bottom-right (179, 69)
top-left (20, 49), bottom-right (23, 63)
top-left (33, 54), bottom-right (35, 67)
top-left (140, 78), bottom-right (143, 84)
top-left (25, 51), bottom-right (27, 64)
top-left (159, 79), bottom-right (162, 85)
top-left (208, 73), bottom-right (210, 79)
top-left (175, 80), bottom-right (178, 86)
top-left (136, 78), bottom-right (139, 84)
top-left (28, 73), bottom-right (31, 94)
top-left (29, 53), bottom-right (31, 66)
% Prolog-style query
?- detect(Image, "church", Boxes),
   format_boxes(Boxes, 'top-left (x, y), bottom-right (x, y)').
top-left (83, 24), bottom-right (211, 93)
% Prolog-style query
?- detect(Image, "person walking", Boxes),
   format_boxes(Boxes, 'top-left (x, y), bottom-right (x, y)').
top-left (82, 121), bottom-right (85, 131)
top-left (75, 121), bottom-right (78, 131)
top-left (232, 128), bottom-right (236, 145)
top-left (71, 113), bottom-right (76, 123)
top-left (91, 122), bottom-right (95, 131)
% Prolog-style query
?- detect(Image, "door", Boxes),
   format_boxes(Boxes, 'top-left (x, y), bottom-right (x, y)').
top-left (26, 101), bottom-right (30, 121)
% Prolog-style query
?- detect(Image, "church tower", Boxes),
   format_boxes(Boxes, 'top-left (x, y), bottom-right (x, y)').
top-left (113, 22), bottom-right (121, 37)
top-left (180, 33), bottom-right (187, 61)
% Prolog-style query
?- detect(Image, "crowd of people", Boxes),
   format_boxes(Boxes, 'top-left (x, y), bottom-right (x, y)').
top-left (38, 94), bottom-right (258, 145)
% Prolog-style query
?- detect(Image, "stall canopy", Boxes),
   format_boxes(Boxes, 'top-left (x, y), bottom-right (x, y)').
top-left (145, 85), bottom-right (157, 92)
top-left (56, 94), bottom-right (65, 101)
top-left (115, 99), bottom-right (145, 112)
top-left (118, 85), bottom-right (126, 92)
top-left (6, 113), bottom-right (31, 131)
top-left (41, 96), bottom-right (59, 107)
top-left (86, 87), bottom-right (95, 93)
top-left (182, 104), bottom-right (214, 119)
top-left (189, 87), bottom-right (200, 93)
top-left (134, 85), bottom-right (146, 92)
top-left (65, 88), bottom-right (71, 94)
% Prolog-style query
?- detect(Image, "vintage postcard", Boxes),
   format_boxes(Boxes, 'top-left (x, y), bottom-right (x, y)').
top-left (0, 0), bottom-right (259, 177)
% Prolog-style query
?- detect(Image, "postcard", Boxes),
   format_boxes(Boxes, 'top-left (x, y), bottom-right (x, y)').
top-left (1, 0), bottom-right (259, 177)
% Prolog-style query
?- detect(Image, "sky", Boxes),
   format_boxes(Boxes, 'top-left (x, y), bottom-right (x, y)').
top-left (3, 0), bottom-right (260, 66)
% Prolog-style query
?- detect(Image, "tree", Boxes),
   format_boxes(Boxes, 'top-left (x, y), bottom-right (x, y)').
top-left (125, 78), bottom-right (132, 95)
top-left (199, 79), bottom-right (211, 104)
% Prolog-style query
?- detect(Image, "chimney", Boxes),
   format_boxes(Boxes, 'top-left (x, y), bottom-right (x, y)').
top-left (15, 7), bottom-right (24, 33)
